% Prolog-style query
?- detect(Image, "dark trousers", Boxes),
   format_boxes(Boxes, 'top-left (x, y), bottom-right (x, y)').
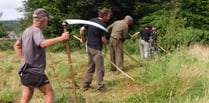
top-left (110, 38), bottom-right (124, 71)
top-left (82, 47), bottom-right (105, 90)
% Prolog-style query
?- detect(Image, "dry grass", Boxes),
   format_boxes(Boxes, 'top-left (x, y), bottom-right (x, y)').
top-left (1, 43), bottom-right (209, 102)
top-left (0, 49), bottom-right (143, 103)
top-left (188, 43), bottom-right (209, 61)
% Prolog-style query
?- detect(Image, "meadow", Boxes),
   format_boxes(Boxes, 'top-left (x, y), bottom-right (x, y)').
top-left (0, 42), bottom-right (209, 103)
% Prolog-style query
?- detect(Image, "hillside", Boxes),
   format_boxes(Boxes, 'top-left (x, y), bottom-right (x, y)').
top-left (0, 43), bottom-right (209, 103)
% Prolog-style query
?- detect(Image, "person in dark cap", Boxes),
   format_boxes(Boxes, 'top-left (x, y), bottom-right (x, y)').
top-left (132, 24), bottom-right (152, 59)
top-left (149, 26), bottom-right (158, 59)
top-left (13, 8), bottom-right (69, 103)
top-left (33, 8), bottom-right (53, 19)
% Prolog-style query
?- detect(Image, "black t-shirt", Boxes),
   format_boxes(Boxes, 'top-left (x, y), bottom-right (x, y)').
top-left (140, 29), bottom-right (151, 41)
top-left (84, 18), bottom-right (107, 51)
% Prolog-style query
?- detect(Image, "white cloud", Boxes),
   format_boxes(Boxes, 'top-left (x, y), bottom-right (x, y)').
top-left (0, 0), bottom-right (24, 20)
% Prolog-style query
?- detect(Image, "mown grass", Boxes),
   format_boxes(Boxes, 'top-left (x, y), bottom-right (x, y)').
top-left (0, 43), bottom-right (209, 103)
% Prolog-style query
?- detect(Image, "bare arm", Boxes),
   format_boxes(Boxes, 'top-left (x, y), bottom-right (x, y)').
top-left (131, 32), bottom-right (140, 38)
top-left (13, 40), bottom-right (23, 61)
top-left (102, 35), bottom-right (107, 48)
top-left (102, 35), bottom-right (107, 56)
top-left (79, 26), bottom-right (85, 43)
top-left (40, 31), bottom-right (69, 48)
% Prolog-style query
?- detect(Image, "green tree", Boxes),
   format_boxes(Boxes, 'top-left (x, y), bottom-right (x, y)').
top-left (20, 0), bottom-right (171, 35)
top-left (180, 0), bottom-right (209, 29)
top-left (19, 0), bottom-right (209, 52)
top-left (0, 22), bottom-right (7, 38)
top-left (0, 12), bottom-right (7, 38)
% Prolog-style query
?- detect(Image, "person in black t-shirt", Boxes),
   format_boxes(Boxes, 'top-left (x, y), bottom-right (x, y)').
top-left (132, 24), bottom-right (152, 59)
top-left (80, 7), bottom-right (112, 91)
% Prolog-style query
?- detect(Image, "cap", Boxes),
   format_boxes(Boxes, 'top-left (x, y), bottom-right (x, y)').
top-left (33, 8), bottom-right (52, 19)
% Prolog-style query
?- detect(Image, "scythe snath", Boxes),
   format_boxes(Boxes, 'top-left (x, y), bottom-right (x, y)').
top-left (62, 21), bottom-right (77, 103)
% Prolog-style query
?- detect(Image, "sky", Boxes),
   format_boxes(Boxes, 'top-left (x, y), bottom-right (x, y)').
top-left (0, 0), bottom-right (24, 21)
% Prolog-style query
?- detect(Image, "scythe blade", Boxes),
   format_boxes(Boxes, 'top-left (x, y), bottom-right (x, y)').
top-left (64, 19), bottom-right (108, 32)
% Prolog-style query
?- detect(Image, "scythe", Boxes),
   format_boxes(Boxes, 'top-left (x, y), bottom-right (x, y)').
top-left (65, 19), bottom-right (108, 32)
top-left (62, 19), bottom-right (108, 103)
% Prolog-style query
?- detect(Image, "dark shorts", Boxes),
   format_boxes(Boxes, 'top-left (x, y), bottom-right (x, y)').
top-left (19, 72), bottom-right (50, 89)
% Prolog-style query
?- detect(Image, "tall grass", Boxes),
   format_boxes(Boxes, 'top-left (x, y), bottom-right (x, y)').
top-left (0, 43), bottom-right (209, 103)
top-left (138, 44), bottom-right (209, 103)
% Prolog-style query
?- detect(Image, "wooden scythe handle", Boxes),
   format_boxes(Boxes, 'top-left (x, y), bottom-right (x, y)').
top-left (63, 22), bottom-right (77, 103)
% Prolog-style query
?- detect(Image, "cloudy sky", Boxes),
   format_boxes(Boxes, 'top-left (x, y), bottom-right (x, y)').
top-left (0, 0), bottom-right (24, 21)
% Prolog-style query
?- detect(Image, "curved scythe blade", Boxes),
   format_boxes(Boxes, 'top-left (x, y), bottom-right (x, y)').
top-left (64, 19), bottom-right (108, 32)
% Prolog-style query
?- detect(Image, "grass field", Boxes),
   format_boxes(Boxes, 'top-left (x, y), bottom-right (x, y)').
top-left (0, 43), bottom-right (209, 103)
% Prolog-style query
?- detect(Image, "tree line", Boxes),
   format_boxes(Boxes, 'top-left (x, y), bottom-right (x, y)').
top-left (1, 0), bottom-right (209, 52)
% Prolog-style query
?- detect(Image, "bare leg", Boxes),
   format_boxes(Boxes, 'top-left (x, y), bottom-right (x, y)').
top-left (38, 83), bottom-right (54, 103)
top-left (20, 85), bottom-right (34, 103)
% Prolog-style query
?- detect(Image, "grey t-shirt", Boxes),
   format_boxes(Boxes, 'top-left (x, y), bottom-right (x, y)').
top-left (18, 26), bottom-right (46, 75)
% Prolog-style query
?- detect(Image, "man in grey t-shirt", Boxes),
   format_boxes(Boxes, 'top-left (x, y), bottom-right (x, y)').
top-left (13, 8), bottom-right (69, 103)
top-left (19, 26), bottom-right (46, 75)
